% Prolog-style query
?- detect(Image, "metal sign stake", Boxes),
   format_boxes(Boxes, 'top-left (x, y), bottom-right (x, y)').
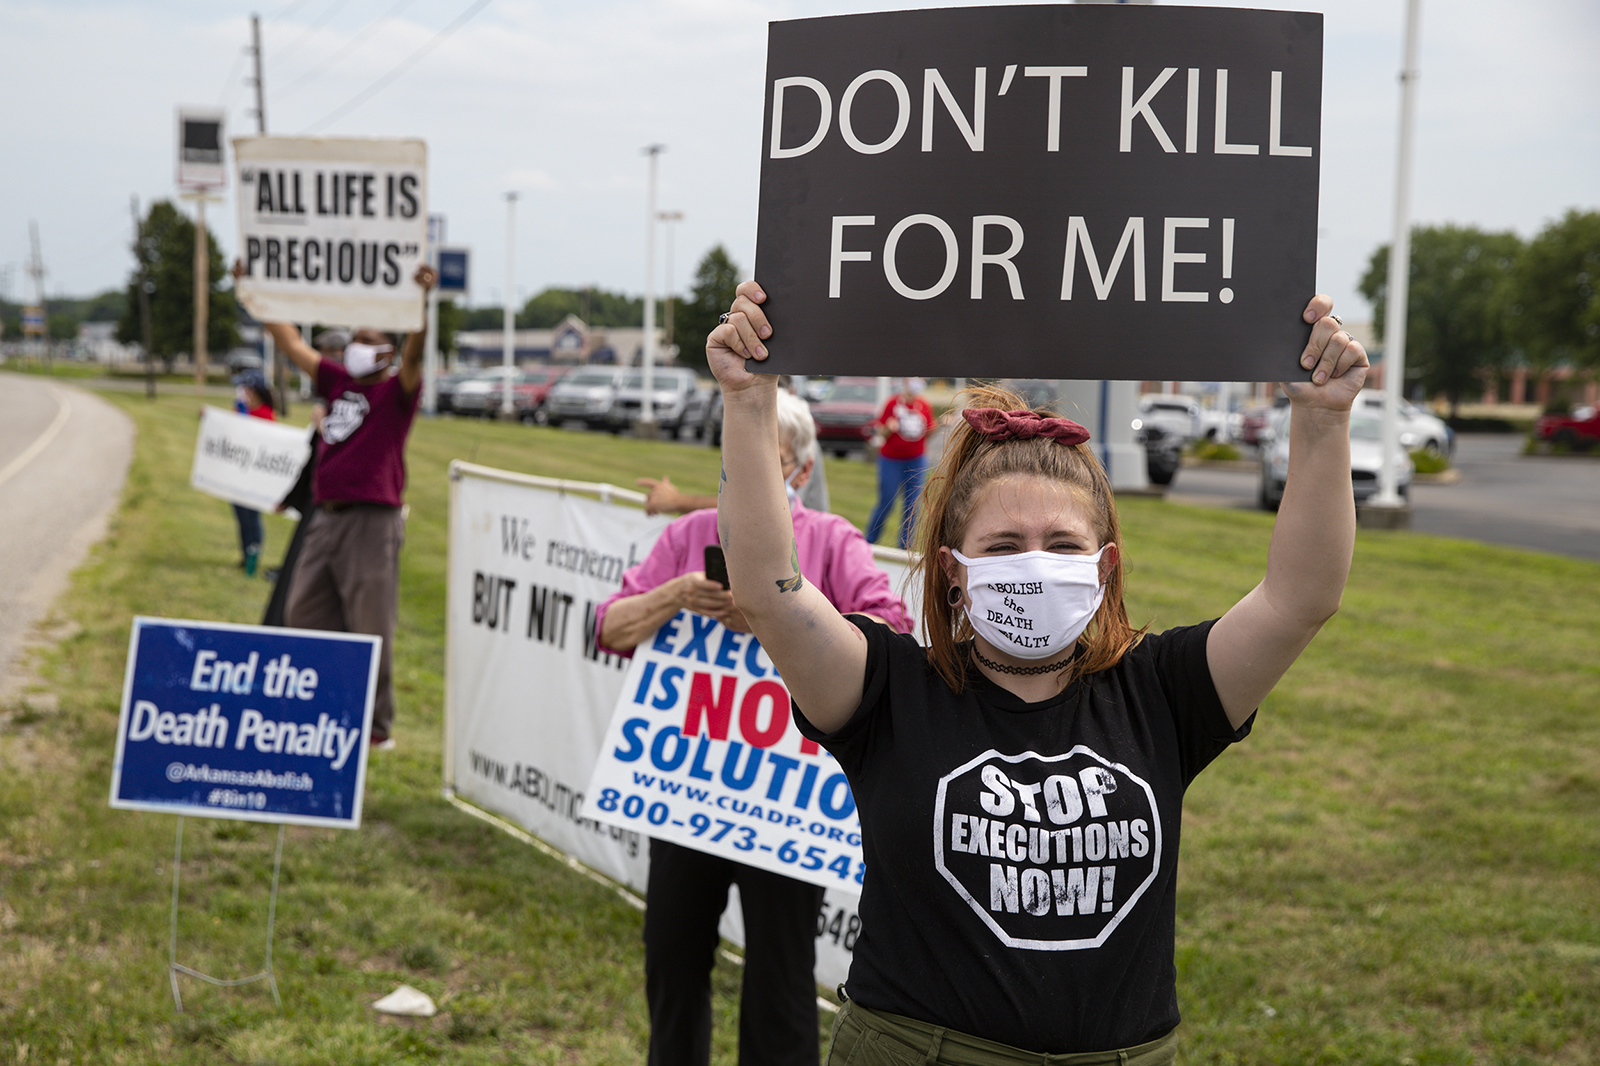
top-left (167, 816), bottom-right (285, 1012)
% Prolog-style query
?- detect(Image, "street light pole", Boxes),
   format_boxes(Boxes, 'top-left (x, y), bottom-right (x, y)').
top-left (1373, 0), bottom-right (1422, 512)
top-left (638, 144), bottom-right (665, 437)
top-left (502, 192), bottom-right (517, 419)
top-left (659, 210), bottom-right (684, 361)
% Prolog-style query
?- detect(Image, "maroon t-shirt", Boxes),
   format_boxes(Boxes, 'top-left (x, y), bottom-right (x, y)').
top-left (313, 361), bottom-right (420, 507)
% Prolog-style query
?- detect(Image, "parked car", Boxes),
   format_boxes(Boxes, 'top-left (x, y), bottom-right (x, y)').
top-left (1137, 394), bottom-right (1203, 442)
top-left (1534, 404), bottom-right (1600, 450)
top-left (1237, 403), bottom-right (1276, 447)
top-left (809, 377), bottom-right (882, 457)
top-left (1137, 422), bottom-right (1184, 486)
top-left (1258, 405), bottom-right (1413, 511)
top-left (509, 365), bottom-right (571, 424)
top-left (1355, 391), bottom-right (1453, 456)
top-left (454, 366), bottom-right (567, 419)
top-left (433, 370), bottom-right (477, 414)
top-left (545, 366), bottom-right (625, 430)
top-left (606, 368), bottom-right (710, 435)
top-left (449, 367), bottom-right (521, 417)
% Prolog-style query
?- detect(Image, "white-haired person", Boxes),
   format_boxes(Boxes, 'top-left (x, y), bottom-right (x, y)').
top-left (595, 389), bottom-right (911, 1066)
top-left (707, 280), bottom-right (1367, 1065)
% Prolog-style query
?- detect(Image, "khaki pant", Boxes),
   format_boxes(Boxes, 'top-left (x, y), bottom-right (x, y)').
top-left (826, 997), bottom-right (1177, 1066)
top-left (284, 504), bottom-right (404, 741)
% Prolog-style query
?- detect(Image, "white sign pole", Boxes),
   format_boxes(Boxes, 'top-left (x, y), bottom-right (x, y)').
top-left (1374, 0), bottom-right (1422, 511)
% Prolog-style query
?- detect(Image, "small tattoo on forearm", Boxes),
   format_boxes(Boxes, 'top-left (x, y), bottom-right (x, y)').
top-left (776, 538), bottom-right (803, 593)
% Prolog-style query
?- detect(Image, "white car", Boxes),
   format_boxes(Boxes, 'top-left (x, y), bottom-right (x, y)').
top-left (545, 366), bottom-right (625, 430)
top-left (1136, 394), bottom-right (1202, 442)
top-left (1355, 391), bottom-right (1453, 457)
top-left (1258, 405), bottom-right (1413, 511)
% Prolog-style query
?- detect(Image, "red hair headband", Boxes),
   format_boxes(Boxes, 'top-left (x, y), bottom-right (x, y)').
top-left (961, 408), bottom-right (1091, 445)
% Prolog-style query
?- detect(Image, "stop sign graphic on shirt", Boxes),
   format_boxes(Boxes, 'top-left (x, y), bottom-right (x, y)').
top-left (933, 747), bottom-right (1162, 950)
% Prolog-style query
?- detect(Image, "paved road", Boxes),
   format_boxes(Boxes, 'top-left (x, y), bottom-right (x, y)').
top-left (1167, 434), bottom-right (1600, 563)
top-left (0, 373), bottom-right (135, 694)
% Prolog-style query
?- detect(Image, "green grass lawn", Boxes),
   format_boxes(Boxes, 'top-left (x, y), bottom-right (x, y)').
top-left (2, 389), bottom-right (1596, 1064)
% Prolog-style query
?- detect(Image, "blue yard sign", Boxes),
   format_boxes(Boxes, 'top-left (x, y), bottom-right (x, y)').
top-left (110, 617), bottom-right (381, 829)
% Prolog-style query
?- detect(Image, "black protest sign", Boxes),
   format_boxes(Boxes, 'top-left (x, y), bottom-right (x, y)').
top-left (752, 5), bottom-right (1322, 381)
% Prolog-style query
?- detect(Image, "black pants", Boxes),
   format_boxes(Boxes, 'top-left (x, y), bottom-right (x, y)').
top-left (644, 839), bottom-right (825, 1066)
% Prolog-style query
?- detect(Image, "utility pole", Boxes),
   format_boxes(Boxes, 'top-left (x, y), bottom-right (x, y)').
top-left (637, 144), bottom-right (665, 437)
top-left (27, 220), bottom-right (48, 365)
top-left (190, 197), bottom-right (212, 394)
top-left (1371, 0), bottom-right (1421, 519)
top-left (247, 13), bottom-right (286, 414)
top-left (131, 196), bottom-right (157, 400)
top-left (502, 192), bottom-right (517, 418)
top-left (659, 210), bottom-right (683, 362)
top-left (249, 15), bottom-right (266, 135)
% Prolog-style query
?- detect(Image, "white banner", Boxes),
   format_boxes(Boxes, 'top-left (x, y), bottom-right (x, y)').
top-left (445, 462), bottom-right (920, 989)
top-left (190, 406), bottom-right (311, 512)
top-left (233, 135), bottom-right (428, 332)
top-left (586, 618), bottom-right (863, 891)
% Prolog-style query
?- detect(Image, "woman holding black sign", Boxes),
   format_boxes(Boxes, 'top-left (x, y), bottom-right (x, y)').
top-left (707, 281), bottom-right (1366, 1065)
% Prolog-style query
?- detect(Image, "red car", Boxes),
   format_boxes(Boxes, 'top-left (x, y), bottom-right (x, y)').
top-left (1534, 405), bottom-right (1600, 450)
top-left (808, 377), bottom-right (881, 456)
top-left (510, 365), bottom-right (572, 424)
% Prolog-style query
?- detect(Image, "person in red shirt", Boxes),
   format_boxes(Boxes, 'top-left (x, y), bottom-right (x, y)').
top-left (865, 377), bottom-right (935, 548)
top-left (257, 264), bottom-right (437, 749)
top-left (230, 370), bottom-right (277, 576)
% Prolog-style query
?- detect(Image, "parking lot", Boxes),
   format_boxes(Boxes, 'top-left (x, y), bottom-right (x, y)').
top-left (1168, 434), bottom-right (1600, 563)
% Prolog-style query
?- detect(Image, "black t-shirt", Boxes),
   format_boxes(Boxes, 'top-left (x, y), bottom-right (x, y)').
top-left (796, 616), bottom-right (1251, 1053)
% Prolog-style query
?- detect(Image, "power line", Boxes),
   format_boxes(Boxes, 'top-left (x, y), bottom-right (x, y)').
top-left (274, 0), bottom-right (419, 102)
top-left (216, 48), bottom-right (250, 106)
top-left (304, 0), bottom-right (494, 133)
top-left (274, 0), bottom-right (357, 66)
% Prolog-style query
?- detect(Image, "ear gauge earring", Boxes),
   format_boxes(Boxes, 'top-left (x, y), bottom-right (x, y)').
top-left (947, 584), bottom-right (964, 607)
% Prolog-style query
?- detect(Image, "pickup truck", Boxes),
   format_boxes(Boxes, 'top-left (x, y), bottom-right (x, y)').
top-left (1534, 405), bottom-right (1600, 450)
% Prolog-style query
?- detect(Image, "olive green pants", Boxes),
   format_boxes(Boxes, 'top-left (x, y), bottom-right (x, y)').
top-left (825, 997), bottom-right (1178, 1066)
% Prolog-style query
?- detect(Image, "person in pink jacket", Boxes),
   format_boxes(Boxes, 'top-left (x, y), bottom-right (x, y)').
top-left (595, 390), bottom-right (909, 1066)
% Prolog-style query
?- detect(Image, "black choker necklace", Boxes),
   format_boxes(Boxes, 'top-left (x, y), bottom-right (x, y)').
top-left (970, 643), bottom-right (1072, 676)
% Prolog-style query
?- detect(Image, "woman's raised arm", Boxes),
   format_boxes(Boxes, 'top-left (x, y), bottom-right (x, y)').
top-left (710, 282), bottom-right (869, 734)
top-left (1207, 295), bottom-right (1368, 728)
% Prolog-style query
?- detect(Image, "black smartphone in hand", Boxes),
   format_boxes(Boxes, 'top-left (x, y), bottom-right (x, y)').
top-left (703, 545), bottom-right (730, 589)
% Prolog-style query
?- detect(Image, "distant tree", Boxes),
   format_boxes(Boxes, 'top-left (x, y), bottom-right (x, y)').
top-left (672, 246), bottom-right (741, 373)
top-left (47, 312), bottom-right (77, 342)
top-left (1358, 225), bottom-right (1521, 417)
top-left (516, 286), bottom-right (643, 329)
top-left (1507, 209), bottom-right (1600, 376)
top-left (437, 298), bottom-right (463, 356)
top-left (116, 200), bottom-right (238, 372)
top-left (455, 306), bottom-right (504, 330)
top-left (81, 288), bottom-right (128, 323)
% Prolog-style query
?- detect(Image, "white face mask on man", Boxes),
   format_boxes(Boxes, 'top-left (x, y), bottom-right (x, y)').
top-left (953, 548), bottom-right (1107, 660)
top-left (343, 341), bottom-right (393, 379)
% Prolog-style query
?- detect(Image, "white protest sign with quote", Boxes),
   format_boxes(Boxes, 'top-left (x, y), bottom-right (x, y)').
top-left (233, 135), bottom-right (427, 332)
top-left (584, 615), bottom-right (865, 892)
top-left (190, 406), bottom-right (311, 513)
top-left (753, 5), bottom-right (1323, 381)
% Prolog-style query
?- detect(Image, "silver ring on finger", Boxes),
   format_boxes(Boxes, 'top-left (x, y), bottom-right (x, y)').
top-left (718, 312), bottom-right (733, 324)
top-left (1331, 313), bottom-right (1344, 325)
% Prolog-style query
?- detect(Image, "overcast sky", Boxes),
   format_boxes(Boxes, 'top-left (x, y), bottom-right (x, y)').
top-left (2, 0), bottom-right (1596, 324)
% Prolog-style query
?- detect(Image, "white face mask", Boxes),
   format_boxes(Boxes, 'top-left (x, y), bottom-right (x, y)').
top-left (953, 548), bottom-right (1107, 660)
top-left (783, 460), bottom-right (807, 509)
top-left (343, 341), bottom-right (393, 378)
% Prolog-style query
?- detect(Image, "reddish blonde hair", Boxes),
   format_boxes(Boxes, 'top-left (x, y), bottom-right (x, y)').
top-left (910, 383), bottom-right (1146, 693)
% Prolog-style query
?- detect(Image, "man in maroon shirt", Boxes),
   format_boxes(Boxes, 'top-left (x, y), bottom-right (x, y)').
top-left (260, 264), bottom-right (437, 748)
